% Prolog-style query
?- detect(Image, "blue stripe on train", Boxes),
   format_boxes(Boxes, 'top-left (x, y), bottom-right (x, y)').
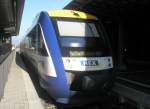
top-left (39, 12), bottom-right (70, 98)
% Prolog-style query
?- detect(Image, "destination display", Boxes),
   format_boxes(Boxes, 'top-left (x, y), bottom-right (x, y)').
top-left (62, 57), bottom-right (113, 71)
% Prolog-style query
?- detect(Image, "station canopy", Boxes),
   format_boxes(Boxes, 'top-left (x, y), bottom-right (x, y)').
top-left (65, 0), bottom-right (149, 18)
top-left (0, 0), bottom-right (25, 36)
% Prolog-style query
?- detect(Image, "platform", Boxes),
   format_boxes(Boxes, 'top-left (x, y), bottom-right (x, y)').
top-left (0, 52), bottom-right (44, 109)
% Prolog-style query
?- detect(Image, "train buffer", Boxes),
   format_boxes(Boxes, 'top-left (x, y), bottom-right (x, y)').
top-left (0, 52), bottom-right (44, 109)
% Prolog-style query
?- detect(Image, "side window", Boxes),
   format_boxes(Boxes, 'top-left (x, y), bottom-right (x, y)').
top-left (26, 25), bottom-right (48, 56)
top-left (31, 28), bottom-right (37, 50)
top-left (28, 36), bottom-right (32, 48)
top-left (24, 37), bottom-right (29, 48)
top-left (37, 25), bottom-right (48, 56)
top-left (28, 27), bottom-right (37, 51)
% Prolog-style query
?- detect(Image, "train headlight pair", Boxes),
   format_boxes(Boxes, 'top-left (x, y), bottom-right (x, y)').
top-left (69, 51), bottom-right (84, 57)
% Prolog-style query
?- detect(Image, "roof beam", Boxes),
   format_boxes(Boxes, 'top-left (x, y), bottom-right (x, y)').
top-left (0, 0), bottom-right (25, 36)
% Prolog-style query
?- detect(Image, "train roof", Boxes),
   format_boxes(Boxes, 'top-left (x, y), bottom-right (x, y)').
top-left (48, 10), bottom-right (98, 20)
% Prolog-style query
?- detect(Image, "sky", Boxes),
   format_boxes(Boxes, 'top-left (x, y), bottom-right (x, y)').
top-left (12, 0), bottom-right (72, 46)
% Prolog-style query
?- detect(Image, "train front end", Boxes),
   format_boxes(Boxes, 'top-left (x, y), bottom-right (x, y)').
top-left (43, 10), bottom-right (113, 104)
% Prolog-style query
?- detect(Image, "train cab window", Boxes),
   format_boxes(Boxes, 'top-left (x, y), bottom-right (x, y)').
top-left (57, 20), bottom-right (99, 37)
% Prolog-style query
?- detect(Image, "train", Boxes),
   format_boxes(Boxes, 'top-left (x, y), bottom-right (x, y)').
top-left (20, 9), bottom-right (113, 104)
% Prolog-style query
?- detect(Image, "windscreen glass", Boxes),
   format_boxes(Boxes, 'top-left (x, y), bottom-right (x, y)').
top-left (57, 21), bottom-right (99, 37)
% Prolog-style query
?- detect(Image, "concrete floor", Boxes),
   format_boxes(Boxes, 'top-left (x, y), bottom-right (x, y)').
top-left (0, 52), bottom-right (43, 109)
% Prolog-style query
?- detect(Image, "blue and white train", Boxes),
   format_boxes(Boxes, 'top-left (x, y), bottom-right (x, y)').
top-left (20, 10), bottom-right (113, 104)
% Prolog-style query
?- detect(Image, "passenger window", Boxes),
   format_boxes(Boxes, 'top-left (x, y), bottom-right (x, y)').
top-left (27, 25), bottom-right (48, 56)
top-left (29, 27), bottom-right (37, 51)
top-left (37, 25), bottom-right (48, 56)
